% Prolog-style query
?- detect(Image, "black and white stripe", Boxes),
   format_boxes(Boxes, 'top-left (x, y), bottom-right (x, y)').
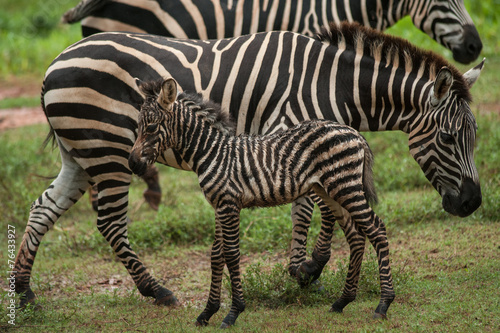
top-left (128, 78), bottom-right (392, 326)
top-left (62, 0), bottom-right (482, 64)
top-left (14, 23), bottom-right (483, 308)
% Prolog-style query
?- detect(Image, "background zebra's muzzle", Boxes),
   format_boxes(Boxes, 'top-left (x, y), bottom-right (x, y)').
top-left (451, 24), bottom-right (482, 64)
top-left (128, 151), bottom-right (148, 177)
top-left (442, 178), bottom-right (482, 217)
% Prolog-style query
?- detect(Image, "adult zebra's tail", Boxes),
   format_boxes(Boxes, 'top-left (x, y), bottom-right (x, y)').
top-left (61, 0), bottom-right (110, 24)
top-left (361, 137), bottom-right (378, 205)
top-left (40, 80), bottom-right (56, 149)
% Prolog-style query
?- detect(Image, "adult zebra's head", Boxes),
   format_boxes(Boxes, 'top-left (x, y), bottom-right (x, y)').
top-left (129, 78), bottom-right (178, 177)
top-left (410, 0), bottom-right (482, 64)
top-left (408, 59), bottom-right (484, 217)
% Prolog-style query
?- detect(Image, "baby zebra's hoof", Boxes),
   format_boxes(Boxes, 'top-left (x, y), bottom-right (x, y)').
top-left (195, 319), bottom-right (208, 327)
top-left (220, 322), bottom-right (232, 329)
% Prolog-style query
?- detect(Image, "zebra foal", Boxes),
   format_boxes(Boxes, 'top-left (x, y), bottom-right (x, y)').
top-left (129, 78), bottom-right (393, 327)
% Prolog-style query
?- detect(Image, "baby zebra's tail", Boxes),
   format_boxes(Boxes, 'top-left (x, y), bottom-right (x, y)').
top-left (360, 136), bottom-right (378, 205)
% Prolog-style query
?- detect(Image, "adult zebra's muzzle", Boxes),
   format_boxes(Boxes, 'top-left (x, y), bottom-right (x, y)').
top-left (442, 177), bottom-right (482, 217)
top-left (128, 150), bottom-right (148, 177)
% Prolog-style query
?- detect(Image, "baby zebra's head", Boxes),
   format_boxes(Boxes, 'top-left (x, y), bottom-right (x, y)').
top-left (129, 78), bottom-right (178, 176)
top-left (129, 77), bottom-right (235, 176)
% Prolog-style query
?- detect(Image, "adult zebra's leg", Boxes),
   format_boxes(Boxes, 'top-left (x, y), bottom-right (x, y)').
top-left (89, 165), bottom-right (161, 211)
top-left (295, 193), bottom-right (337, 287)
top-left (288, 196), bottom-right (315, 277)
top-left (14, 147), bottom-right (92, 307)
top-left (95, 179), bottom-right (179, 306)
top-left (196, 224), bottom-right (224, 326)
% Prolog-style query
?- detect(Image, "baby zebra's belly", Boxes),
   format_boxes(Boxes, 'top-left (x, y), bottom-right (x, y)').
top-left (238, 180), bottom-right (318, 209)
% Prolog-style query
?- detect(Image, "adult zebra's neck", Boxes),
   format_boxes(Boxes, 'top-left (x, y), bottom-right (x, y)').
top-left (324, 0), bottom-right (412, 31)
top-left (308, 23), bottom-right (456, 134)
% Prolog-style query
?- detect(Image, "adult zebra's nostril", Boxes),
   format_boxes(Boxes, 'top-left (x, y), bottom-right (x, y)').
top-left (466, 39), bottom-right (482, 56)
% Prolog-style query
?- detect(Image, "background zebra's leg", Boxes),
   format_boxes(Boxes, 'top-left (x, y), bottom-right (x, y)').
top-left (196, 224), bottom-right (224, 326)
top-left (14, 147), bottom-right (92, 308)
top-left (95, 181), bottom-right (179, 306)
top-left (289, 196), bottom-right (315, 277)
top-left (295, 194), bottom-right (336, 287)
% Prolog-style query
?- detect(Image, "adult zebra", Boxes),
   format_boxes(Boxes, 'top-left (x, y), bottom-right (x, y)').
top-left (62, 0), bottom-right (482, 64)
top-left (14, 23), bottom-right (483, 308)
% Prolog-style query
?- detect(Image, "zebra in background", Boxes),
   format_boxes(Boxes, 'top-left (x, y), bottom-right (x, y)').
top-left (62, 0), bottom-right (482, 64)
top-left (129, 78), bottom-right (392, 327)
top-left (14, 23), bottom-right (484, 308)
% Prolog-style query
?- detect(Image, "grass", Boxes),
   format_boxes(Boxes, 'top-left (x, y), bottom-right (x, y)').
top-left (1, 0), bottom-right (499, 331)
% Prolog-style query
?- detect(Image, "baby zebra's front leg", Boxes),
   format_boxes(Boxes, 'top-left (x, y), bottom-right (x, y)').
top-left (197, 201), bottom-right (246, 328)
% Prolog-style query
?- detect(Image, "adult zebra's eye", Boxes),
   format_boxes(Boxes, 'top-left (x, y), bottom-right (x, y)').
top-left (146, 124), bottom-right (158, 133)
top-left (440, 132), bottom-right (454, 145)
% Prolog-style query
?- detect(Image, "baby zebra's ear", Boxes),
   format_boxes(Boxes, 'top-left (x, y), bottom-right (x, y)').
top-left (134, 78), bottom-right (148, 97)
top-left (158, 78), bottom-right (177, 112)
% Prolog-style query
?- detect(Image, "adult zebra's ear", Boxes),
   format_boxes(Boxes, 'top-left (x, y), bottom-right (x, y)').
top-left (430, 67), bottom-right (453, 106)
top-left (463, 58), bottom-right (485, 88)
top-left (158, 78), bottom-right (177, 112)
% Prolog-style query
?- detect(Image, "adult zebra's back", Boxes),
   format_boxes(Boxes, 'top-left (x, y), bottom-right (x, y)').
top-left (14, 23), bottom-right (484, 307)
top-left (62, 0), bottom-right (482, 64)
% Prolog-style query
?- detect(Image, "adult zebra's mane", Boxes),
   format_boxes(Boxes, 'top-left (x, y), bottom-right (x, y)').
top-left (139, 80), bottom-right (236, 135)
top-left (316, 22), bottom-right (472, 102)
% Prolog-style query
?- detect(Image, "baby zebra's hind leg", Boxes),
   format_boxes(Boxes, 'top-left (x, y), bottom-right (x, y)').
top-left (313, 185), bottom-right (395, 319)
top-left (330, 212), bottom-right (366, 313)
top-left (14, 147), bottom-right (92, 308)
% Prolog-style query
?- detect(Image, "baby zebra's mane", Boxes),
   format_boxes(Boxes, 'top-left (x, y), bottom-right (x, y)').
top-left (139, 79), bottom-right (236, 135)
top-left (316, 22), bottom-right (472, 103)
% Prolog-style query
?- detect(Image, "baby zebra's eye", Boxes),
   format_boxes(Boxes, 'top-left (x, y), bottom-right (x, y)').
top-left (439, 132), bottom-right (454, 145)
top-left (146, 124), bottom-right (159, 133)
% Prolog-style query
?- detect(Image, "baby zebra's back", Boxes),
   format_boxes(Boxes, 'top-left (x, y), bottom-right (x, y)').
top-left (200, 119), bottom-right (377, 210)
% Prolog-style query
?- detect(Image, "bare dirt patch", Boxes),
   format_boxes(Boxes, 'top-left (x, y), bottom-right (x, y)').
top-left (0, 106), bottom-right (46, 130)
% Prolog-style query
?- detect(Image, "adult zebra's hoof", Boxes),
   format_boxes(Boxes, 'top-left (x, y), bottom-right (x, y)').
top-left (153, 293), bottom-right (181, 306)
top-left (373, 312), bottom-right (388, 320)
top-left (143, 189), bottom-right (161, 211)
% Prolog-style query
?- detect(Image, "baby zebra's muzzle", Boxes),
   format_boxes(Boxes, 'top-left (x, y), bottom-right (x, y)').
top-left (128, 150), bottom-right (148, 177)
